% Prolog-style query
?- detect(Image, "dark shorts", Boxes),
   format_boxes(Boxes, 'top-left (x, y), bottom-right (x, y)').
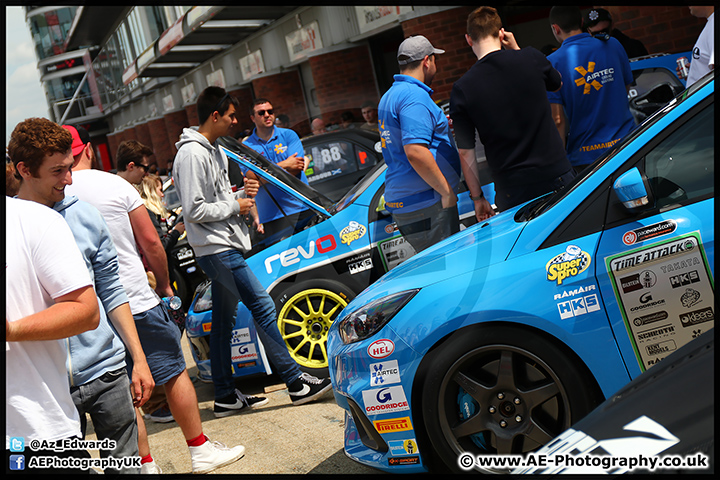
top-left (495, 169), bottom-right (575, 211)
top-left (127, 303), bottom-right (185, 386)
top-left (392, 201), bottom-right (460, 254)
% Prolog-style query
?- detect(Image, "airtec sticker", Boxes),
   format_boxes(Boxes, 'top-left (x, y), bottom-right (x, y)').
top-left (546, 245), bottom-right (592, 285)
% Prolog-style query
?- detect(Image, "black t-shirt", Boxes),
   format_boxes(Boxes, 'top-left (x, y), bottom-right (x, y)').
top-left (450, 47), bottom-right (571, 188)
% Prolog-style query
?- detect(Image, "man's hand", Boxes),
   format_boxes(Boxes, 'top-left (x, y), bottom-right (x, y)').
top-left (244, 178), bottom-right (259, 198)
top-left (473, 197), bottom-right (495, 222)
top-left (277, 153), bottom-right (306, 175)
top-left (237, 197), bottom-right (255, 216)
top-left (253, 217), bottom-right (264, 234)
top-left (130, 360), bottom-right (155, 407)
top-left (441, 192), bottom-right (458, 209)
top-left (499, 28), bottom-right (520, 50)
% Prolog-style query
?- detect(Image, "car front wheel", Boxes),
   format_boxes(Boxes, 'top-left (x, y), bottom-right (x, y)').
top-left (420, 325), bottom-right (603, 473)
top-left (274, 279), bottom-right (355, 377)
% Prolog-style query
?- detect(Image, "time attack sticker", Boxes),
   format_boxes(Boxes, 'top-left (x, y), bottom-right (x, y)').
top-left (605, 231), bottom-right (714, 371)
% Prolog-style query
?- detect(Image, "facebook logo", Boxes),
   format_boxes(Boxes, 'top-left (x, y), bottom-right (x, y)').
top-left (558, 294), bottom-right (601, 319)
top-left (9, 454), bottom-right (25, 471)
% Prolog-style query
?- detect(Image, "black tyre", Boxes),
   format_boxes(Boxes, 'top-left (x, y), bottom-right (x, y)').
top-left (273, 279), bottom-right (356, 378)
top-left (420, 325), bottom-right (603, 473)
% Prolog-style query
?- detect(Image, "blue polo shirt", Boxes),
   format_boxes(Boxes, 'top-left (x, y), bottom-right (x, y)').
top-left (548, 33), bottom-right (635, 167)
top-left (378, 74), bottom-right (461, 214)
top-left (243, 127), bottom-right (309, 223)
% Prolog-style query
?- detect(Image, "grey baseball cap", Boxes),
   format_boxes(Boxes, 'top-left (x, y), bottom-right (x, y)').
top-left (397, 35), bottom-right (445, 65)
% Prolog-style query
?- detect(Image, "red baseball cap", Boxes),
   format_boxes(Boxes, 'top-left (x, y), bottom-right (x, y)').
top-left (62, 125), bottom-right (91, 156)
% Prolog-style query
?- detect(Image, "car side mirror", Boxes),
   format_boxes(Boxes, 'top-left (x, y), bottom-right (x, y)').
top-left (613, 167), bottom-right (652, 212)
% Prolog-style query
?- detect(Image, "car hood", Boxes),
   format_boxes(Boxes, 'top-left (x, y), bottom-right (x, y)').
top-left (217, 136), bottom-right (335, 216)
top-left (363, 207), bottom-right (527, 299)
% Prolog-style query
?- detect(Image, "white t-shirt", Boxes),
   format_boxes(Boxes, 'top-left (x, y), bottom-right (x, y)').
top-left (66, 169), bottom-right (159, 314)
top-left (5, 197), bottom-right (92, 447)
top-left (686, 12), bottom-right (715, 87)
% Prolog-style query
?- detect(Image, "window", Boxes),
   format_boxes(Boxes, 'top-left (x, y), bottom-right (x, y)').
top-left (644, 103), bottom-right (714, 209)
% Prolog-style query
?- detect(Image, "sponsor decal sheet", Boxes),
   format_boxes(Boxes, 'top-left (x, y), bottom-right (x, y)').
top-left (605, 232), bottom-right (714, 371)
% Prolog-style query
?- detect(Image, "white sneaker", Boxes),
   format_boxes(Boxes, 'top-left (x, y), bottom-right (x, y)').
top-left (140, 460), bottom-right (162, 474)
top-left (189, 438), bottom-right (245, 474)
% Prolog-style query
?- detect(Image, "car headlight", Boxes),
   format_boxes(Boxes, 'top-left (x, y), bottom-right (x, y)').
top-left (337, 289), bottom-right (419, 344)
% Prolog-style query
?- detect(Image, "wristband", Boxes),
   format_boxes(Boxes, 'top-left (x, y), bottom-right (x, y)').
top-left (469, 191), bottom-right (484, 200)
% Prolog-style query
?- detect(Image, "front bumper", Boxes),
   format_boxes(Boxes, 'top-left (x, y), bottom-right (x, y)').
top-left (329, 323), bottom-right (430, 473)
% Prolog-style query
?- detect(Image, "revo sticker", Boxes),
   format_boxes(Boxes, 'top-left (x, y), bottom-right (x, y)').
top-left (264, 234), bottom-right (337, 274)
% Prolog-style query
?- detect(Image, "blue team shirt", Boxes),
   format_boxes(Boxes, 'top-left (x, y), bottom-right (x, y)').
top-left (378, 74), bottom-right (461, 214)
top-left (243, 127), bottom-right (309, 223)
top-left (548, 33), bottom-right (635, 167)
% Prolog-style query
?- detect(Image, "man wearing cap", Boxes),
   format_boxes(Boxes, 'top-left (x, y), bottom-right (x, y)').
top-left (547, 6), bottom-right (635, 172)
top-left (378, 35), bottom-right (462, 254)
top-left (450, 6), bottom-right (574, 215)
top-left (583, 8), bottom-right (648, 59)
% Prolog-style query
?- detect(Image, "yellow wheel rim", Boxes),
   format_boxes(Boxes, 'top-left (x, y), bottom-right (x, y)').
top-left (277, 288), bottom-right (348, 369)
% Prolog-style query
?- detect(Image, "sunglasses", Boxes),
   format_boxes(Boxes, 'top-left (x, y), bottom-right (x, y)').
top-left (255, 109), bottom-right (274, 117)
top-left (135, 163), bottom-right (149, 172)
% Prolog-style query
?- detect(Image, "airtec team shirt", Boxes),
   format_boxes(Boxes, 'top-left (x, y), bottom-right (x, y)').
top-left (378, 74), bottom-right (461, 214)
top-left (243, 127), bottom-right (309, 223)
top-left (548, 33), bottom-right (635, 167)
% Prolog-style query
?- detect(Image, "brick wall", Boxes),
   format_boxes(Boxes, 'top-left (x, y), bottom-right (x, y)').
top-left (309, 45), bottom-right (379, 126)
top-left (147, 117), bottom-right (172, 165)
top-left (400, 7), bottom-right (477, 102)
top-left (184, 104), bottom-right (199, 127)
top-left (252, 70), bottom-right (310, 136)
top-left (106, 133), bottom-right (119, 167)
top-left (607, 6), bottom-right (707, 54)
top-left (135, 121), bottom-right (153, 158)
top-left (228, 86), bottom-right (255, 134)
top-left (164, 109), bottom-right (190, 160)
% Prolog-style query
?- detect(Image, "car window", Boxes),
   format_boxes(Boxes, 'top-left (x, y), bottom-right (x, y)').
top-left (628, 68), bottom-right (685, 99)
top-left (306, 141), bottom-right (358, 184)
top-left (644, 103), bottom-right (714, 210)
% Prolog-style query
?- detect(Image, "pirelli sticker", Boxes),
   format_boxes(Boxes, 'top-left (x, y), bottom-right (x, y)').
top-left (606, 231), bottom-right (714, 371)
top-left (373, 417), bottom-right (413, 434)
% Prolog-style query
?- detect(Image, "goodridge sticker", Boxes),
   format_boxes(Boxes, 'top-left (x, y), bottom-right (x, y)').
top-left (362, 385), bottom-right (409, 415)
top-left (605, 232), bottom-right (714, 371)
top-left (546, 245), bottom-right (592, 285)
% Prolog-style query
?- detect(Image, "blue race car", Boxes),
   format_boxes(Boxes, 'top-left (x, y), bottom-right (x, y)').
top-left (327, 72), bottom-right (714, 473)
top-left (185, 136), bottom-right (488, 381)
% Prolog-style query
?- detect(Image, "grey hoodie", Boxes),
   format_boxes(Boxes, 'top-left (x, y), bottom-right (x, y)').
top-left (173, 127), bottom-right (252, 257)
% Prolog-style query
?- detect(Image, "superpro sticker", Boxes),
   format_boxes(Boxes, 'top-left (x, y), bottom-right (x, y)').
top-left (546, 245), bottom-right (592, 285)
top-left (605, 232), bottom-right (714, 371)
top-left (340, 221), bottom-right (367, 246)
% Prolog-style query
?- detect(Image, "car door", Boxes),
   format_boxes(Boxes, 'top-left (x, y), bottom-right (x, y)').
top-left (596, 96), bottom-right (714, 379)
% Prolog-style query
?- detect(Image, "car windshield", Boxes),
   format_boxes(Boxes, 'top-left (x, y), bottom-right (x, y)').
top-left (517, 74), bottom-right (711, 221)
top-left (332, 160), bottom-right (387, 214)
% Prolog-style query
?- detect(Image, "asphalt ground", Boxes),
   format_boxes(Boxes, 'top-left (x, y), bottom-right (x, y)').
top-left (85, 333), bottom-right (380, 475)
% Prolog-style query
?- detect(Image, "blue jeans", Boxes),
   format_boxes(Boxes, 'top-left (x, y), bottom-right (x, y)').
top-left (70, 368), bottom-right (139, 474)
top-left (197, 249), bottom-right (302, 399)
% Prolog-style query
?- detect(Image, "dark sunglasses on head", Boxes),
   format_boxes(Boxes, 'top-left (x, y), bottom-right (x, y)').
top-left (255, 109), bottom-right (274, 117)
top-left (212, 93), bottom-right (231, 114)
